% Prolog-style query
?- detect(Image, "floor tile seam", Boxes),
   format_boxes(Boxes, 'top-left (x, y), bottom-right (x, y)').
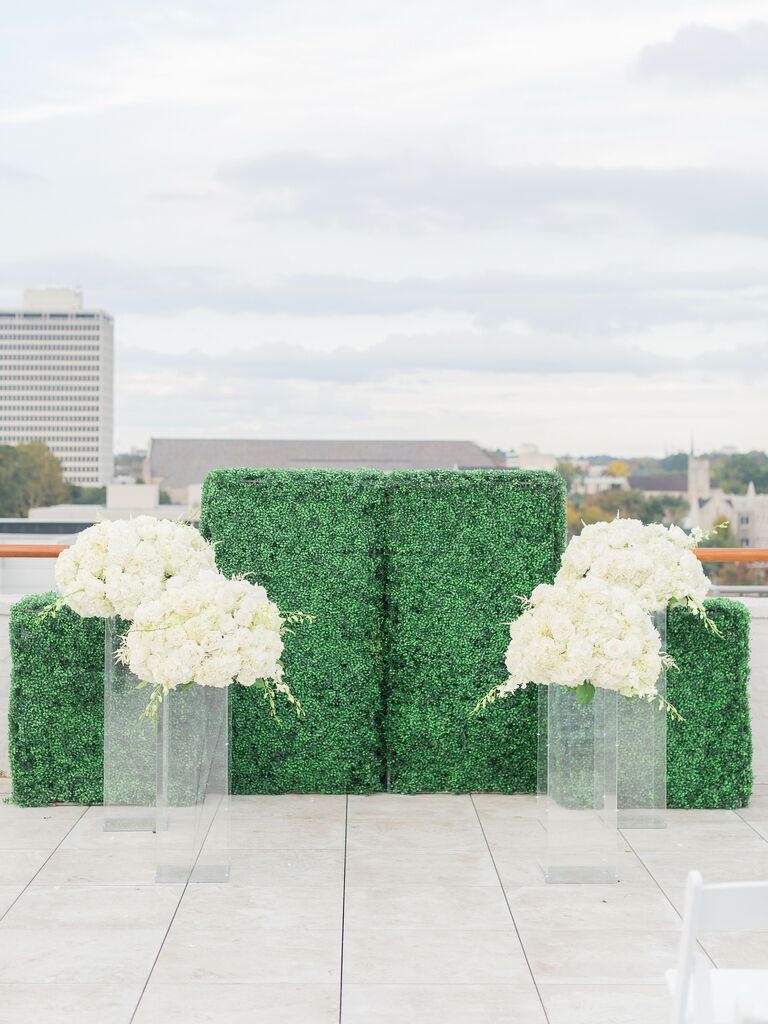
top-left (0, 805), bottom-right (90, 925)
top-left (338, 794), bottom-right (349, 1024)
top-left (468, 793), bottom-right (551, 1024)
top-left (619, 826), bottom-right (716, 969)
top-left (733, 812), bottom-right (768, 842)
top-left (128, 790), bottom-right (229, 1021)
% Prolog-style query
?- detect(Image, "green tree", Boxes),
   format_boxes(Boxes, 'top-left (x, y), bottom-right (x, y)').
top-left (15, 441), bottom-right (69, 508)
top-left (556, 460), bottom-right (580, 494)
top-left (0, 445), bottom-right (28, 516)
top-left (710, 451), bottom-right (768, 495)
top-left (0, 441), bottom-right (69, 517)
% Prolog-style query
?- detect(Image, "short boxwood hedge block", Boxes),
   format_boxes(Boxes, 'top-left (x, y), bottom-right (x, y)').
top-left (384, 469), bottom-right (567, 793)
top-left (667, 598), bottom-right (752, 808)
top-left (200, 468), bottom-right (388, 794)
top-left (9, 593), bottom-right (104, 806)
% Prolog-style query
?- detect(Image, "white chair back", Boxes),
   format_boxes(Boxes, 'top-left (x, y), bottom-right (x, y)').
top-left (671, 871), bottom-right (768, 1024)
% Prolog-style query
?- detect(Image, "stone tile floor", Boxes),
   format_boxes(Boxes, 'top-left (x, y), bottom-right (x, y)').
top-left (1, 777), bottom-right (768, 1024)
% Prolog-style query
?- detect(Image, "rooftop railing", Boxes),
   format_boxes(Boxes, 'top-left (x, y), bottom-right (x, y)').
top-left (1, 546), bottom-right (767, 561)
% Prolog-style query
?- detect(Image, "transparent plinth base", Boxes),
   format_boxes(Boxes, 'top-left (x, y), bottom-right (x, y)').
top-left (103, 618), bottom-right (155, 832)
top-left (618, 609), bottom-right (667, 830)
top-left (538, 684), bottom-right (619, 884)
top-left (155, 684), bottom-right (230, 885)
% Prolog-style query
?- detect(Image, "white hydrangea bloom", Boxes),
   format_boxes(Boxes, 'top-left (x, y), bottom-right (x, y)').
top-left (499, 577), bottom-right (665, 700)
top-left (556, 517), bottom-right (710, 616)
top-left (119, 570), bottom-right (299, 717)
top-left (54, 516), bottom-right (217, 619)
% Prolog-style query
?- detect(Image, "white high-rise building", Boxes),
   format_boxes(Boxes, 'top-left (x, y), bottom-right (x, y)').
top-left (0, 288), bottom-right (113, 486)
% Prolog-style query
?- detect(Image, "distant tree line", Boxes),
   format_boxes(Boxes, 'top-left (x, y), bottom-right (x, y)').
top-left (0, 442), bottom-right (105, 517)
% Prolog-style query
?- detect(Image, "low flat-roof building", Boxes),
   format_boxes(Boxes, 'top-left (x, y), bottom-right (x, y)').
top-left (145, 438), bottom-right (504, 501)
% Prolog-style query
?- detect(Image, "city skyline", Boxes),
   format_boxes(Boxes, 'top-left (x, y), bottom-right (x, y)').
top-left (1, 2), bottom-right (766, 454)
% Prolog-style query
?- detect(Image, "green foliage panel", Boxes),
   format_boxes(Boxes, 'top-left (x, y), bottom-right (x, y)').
top-left (667, 599), bottom-right (752, 808)
top-left (200, 468), bottom-right (387, 794)
top-left (384, 470), bottom-right (567, 792)
top-left (9, 594), bottom-right (105, 806)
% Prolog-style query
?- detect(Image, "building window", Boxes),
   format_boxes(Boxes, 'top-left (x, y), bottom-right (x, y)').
top-left (741, 538), bottom-right (751, 547)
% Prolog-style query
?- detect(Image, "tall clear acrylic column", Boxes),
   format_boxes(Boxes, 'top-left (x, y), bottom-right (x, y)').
top-left (103, 618), bottom-right (155, 831)
top-left (155, 684), bottom-right (230, 884)
top-left (538, 684), bottom-right (619, 883)
top-left (618, 609), bottom-right (667, 829)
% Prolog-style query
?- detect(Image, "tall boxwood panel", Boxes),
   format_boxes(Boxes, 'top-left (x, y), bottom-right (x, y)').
top-left (384, 469), bottom-right (567, 793)
top-left (667, 598), bottom-right (752, 808)
top-left (9, 594), bottom-right (104, 806)
top-left (200, 468), bottom-right (387, 794)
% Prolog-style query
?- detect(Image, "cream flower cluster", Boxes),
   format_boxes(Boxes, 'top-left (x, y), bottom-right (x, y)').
top-left (55, 516), bottom-right (217, 619)
top-left (499, 577), bottom-right (664, 700)
top-left (556, 518), bottom-right (710, 617)
top-left (119, 571), bottom-right (295, 716)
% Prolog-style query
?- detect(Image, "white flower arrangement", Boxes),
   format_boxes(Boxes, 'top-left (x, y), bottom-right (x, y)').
top-left (54, 516), bottom-right (217, 619)
top-left (118, 570), bottom-right (306, 721)
top-left (555, 517), bottom-right (713, 623)
top-left (479, 577), bottom-right (677, 713)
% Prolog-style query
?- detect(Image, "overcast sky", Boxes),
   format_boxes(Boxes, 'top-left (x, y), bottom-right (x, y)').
top-left (1, 1), bottom-right (767, 456)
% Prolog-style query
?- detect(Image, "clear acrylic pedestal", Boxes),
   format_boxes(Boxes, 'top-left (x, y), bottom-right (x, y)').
top-left (103, 619), bottom-right (155, 832)
top-left (538, 684), bottom-right (619, 884)
top-left (618, 610), bottom-right (667, 830)
top-left (155, 685), bottom-right (230, 884)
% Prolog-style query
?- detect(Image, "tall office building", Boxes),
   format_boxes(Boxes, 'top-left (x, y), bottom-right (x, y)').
top-left (0, 288), bottom-right (113, 486)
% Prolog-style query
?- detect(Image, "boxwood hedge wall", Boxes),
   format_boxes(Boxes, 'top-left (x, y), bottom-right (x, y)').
top-left (5, 469), bottom-right (754, 808)
top-left (384, 470), bottom-right (566, 792)
top-left (199, 468), bottom-right (388, 794)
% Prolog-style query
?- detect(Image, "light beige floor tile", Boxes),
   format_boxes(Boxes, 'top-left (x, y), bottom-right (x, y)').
top-left (665, 809), bottom-right (741, 823)
top-left (471, 794), bottom-right (540, 819)
top-left (346, 818), bottom-right (487, 852)
top-left (134, 982), bottom-right (339, 1023)
top-left (173, 884), bottom-right (343, 930)
top-left (341, 983), bottom-right (546, 1023)
top-left (208, 816), bottom-right (345, 850)
top-left (0, 820), bottom-right (83, 850)
top-left (228, 794), bottom-right (346, 819)
top-left (0, 927), bottom-right (165, 983)
top-left (506, 884), bottom-right (681, 931)
top-left (701, 932), bottom-right (768, 968)
top-left (0, 983), bottom-right (141, 1024)
top-left (736, 820), bottom-right (768, 842)
top-left (493, 845), bottom-right (654, 888)
top-left (637, 847), bottom-right (768, 887)
top-left (481, 818), bottom-right (548, 851)
top-left (151, 927), bottom-right (341, 984)
top-left (58, 808), bottom-right (156, 850)
top-left (345, 884), bottom-right (511, 930)
top-left (539, 983), bottom-right (671, 1024)
top-left (218, 848), bottom-right (345, 886)
top-left (520, 928), bottom-right (680, 984)
top-left (0, 804), bottom-right (84, 822)
top-left (0, 849), bottom-right (51, 885)
top-left (345, 848), bottom-right (497, 887)
top-left (0, 885), bottom-right (24, 917)
top-left (342, 928), bottom-right (530, 984)
top-left (34, 848), bottom-right (161, 885)
top-left (348, 794), bottom-right (477, 823)
top-left (623, 821), bottom-right (766, 853)
top-left (2, 884), bottom-right (181, 929)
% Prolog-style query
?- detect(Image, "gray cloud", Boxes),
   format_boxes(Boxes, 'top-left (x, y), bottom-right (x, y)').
top-left (2, 256), bottom-right (766, 334)
top-left (0, 163), bottom-right (43, 182)
top-left (117, 329), bottom-right (767, 386)
top-left (218, 154), bottom-right (768, 236)
top-left (636, 22), bottom-right (768, 84)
